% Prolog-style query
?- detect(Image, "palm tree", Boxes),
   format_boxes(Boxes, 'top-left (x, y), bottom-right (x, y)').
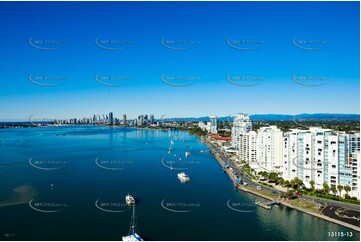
top-left (330, 185), bottom-right (337, 195)
top-left (323, 182), bottom-right (330, 194)
top-left (291, 177), bottom-right (304, 190)
top-left (309, 180), bottom-right (315, 191)
top-left (337, 184), bottom-right (343, 197)
top-left (277, 177), bottom-right (285, 186)
top-left (344, 185), bottom-right (351, 195)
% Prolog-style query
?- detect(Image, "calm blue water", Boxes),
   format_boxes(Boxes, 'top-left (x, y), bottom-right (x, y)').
top-left (0, 126), bottom-right (359, 241)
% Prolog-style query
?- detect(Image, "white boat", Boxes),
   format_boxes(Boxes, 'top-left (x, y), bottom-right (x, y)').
top-left (177, 172), bottom-right (190, 182)
top-left (185, 152), bottom-right (190, 157)
top-left (125, 194), bottom-right (135, 206)
top-left (122, 205), bottom-right (143, 241)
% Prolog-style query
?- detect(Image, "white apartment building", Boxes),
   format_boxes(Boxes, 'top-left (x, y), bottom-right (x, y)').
top-left (351, 153), bottom-right (360, 198)
top-left (230, 113), bottom-right (360, 199)
top-left (282, 128), bottom-right (360, 198)
top-left (210, 116), bottom-right (218, 134)
top-left (238, 131), bottom-right (258, 164)
top-left (231, 113), bottom-right (252, 148)
top-left (198, 121), bottom-right (207, 131)
top-left (256, 126), bottom-right (283, 173)
top-left (282, 129), bottom-right (312, 182)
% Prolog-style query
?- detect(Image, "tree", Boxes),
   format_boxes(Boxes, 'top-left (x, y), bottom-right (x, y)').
top-left (330, 185), bottom-right (337, 195)
top-left (277, 177), bottom-right (285, 186)
top-left (337, 184), bottom-right (343, 197)
top-left (344, 185), bottom-right (351, 195)
top-left (291, 177), bottom-right (304, 190)
top-left (284, 180), bottom-right (291, 188)
top-left (269, 172), bottom-right (278, 181)
top-left (323, 182), bottom-right (330, 194)
top-left (309, 180), bottom-right (315, 191)
top-left (258, 171), bottom-right (269, 179)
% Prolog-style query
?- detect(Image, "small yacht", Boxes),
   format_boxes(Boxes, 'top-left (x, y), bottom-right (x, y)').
top-left (125, 194), bottom-right (135, 206)
top-left (177, 172), bottom-right (190, 182)
top-left (185, 152), bottom-right (190, 157)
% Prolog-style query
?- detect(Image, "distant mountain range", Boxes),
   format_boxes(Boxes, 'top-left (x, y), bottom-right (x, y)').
top-left (162, 113), bottom-right (360, 122)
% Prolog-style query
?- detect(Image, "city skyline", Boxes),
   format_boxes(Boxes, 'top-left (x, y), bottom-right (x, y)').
top-left (0, 1), bottom-right (360, 120)
top-left (0, 1), bottom-right (360, 240)
top-left (1, 112), bottom-right (360, 123)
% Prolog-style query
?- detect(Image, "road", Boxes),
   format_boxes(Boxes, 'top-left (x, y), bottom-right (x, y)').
top-left (204, 138), bottom-right (276, 194)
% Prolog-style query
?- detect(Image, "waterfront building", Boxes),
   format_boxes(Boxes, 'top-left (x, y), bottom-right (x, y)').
top-left (109, 112), bottom-right (114, 125)
top-left (144, 114), bottom-right (149, 125)
top-left (210, 116), bottom-right (218, 134)
top-left (229, 112), bottom-right (360, 199)
top-left (282, 129), bottom-right (313, 184)
top-left (137, 115), bottom-right (144, 126)
top-left (256, 126), bottom-right (283, 173)
top-left (208, 134), bottom-right (232, 147)
top-left (351, 153), bottom-right (360, 198)
top-left (206, 122), bottom-right (211, 132)
top-left (238, 131), bottom-right (257, 164)
top-left (198, 121), bottom-right (207, 131)
top-left (150, 114), bottom-right (154, 124)
top-left (281, 128), bottom-right (360, 198)
top-left (231, 113), bottom-right (252, 148)
top-left (122, 114), bottom-right (127, 125)
top-left (349, 133), bottom-right (360, 154)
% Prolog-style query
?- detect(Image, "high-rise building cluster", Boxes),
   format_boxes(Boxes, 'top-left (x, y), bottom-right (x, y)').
top-left (231, 113), bottom-right (360, 199)
top-left (198, 116), bottom-right (218, 134)
top-left (54, 113), bottom-right (128, 125)
top-left (134, 114), bottom-right (157, 126)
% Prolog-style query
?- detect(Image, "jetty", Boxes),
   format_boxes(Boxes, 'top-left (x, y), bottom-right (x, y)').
top-left (255, 199), bottom-right (281, 210)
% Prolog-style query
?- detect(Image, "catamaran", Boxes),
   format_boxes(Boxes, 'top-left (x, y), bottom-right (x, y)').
top-left (122, 205), bottom-right (143, 241)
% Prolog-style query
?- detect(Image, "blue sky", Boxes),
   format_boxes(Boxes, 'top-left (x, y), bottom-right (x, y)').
top-left (0, 1), bottom-right (359, 120)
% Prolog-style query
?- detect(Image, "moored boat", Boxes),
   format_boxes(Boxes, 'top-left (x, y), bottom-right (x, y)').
top-left (125, 194), bottom-right (135, 206)
top-left (122, 205), bottom-right (143, 241)
top-left (177, 172), bottom-right (190, 182)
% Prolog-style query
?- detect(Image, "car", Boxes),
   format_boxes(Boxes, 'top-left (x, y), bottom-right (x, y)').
top-left (243, 182), bottom-right (248, 186)
top-left (257, 186), bottom-right (262, 190)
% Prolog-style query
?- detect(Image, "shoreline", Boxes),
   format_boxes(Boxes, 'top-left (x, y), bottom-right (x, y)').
top-left (204, 137), bottom-right (360, 232)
